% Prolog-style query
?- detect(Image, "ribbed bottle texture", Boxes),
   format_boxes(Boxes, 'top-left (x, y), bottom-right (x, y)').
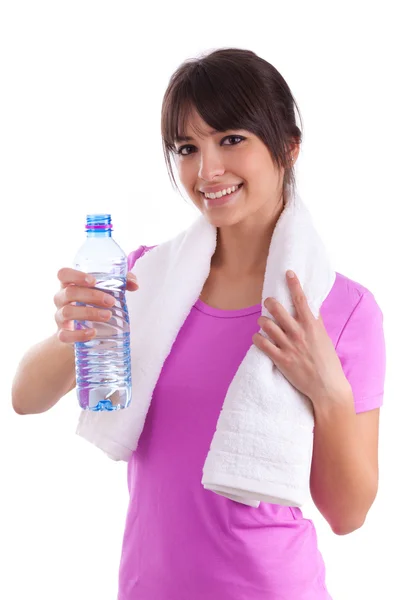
top-left (73, 214), bottom-right (132, 411)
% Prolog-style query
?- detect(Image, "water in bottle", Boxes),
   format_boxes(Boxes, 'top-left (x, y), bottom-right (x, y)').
top-left (73, 213), bottom-right (132, 411)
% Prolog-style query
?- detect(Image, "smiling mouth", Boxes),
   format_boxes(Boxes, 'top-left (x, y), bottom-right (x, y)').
top-left (200, 183), bottom-right (244, 198)
top-left (202, 183), bottom-right (244, 207)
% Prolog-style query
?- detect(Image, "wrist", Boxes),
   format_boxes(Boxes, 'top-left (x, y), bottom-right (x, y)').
top-left (310, 383), bottom-right (354, 417)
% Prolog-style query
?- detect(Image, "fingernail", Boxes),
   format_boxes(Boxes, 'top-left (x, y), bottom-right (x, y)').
top-left (86, 275), bottom-right (96, 284)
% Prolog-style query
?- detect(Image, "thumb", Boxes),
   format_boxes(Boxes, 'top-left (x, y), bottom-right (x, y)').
top-left (126, 272), bottom-right (139, 291)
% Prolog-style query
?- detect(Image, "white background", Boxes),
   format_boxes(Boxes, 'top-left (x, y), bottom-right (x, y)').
top-left (1, 1), bottom-right (398, 599)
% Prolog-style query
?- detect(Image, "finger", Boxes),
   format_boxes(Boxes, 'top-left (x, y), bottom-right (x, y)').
top-left (263, 297), bottom-right (296, 335)
top-left (55, 305), bottom-right (112, 328)
top-left (58, 327), bottom-right (96, 344)
top-left (54, 285), bottom-right (115, 310)
top-left (63, 285), bottom-right (116, 308)
top-left (58, 268), bottom-right (96, 288)
top-left (257, 316), bottom-right (287, 349)
top-left (126, 279), bottom-right (139, 292)
top-left (286, 270), bottom-right (314, 322)
top-left (126, 271), bottom-right (137, 287)
top-left (252, 331), bottom-right (282, 361)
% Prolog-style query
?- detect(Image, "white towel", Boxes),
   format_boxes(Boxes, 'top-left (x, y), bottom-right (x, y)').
top-left (76, 188), bottom-right (336, 507)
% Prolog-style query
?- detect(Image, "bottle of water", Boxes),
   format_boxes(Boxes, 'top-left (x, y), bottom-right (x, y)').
top-left (73, 213), bottom-right (132, 411)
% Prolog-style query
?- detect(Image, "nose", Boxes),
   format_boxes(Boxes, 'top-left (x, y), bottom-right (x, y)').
top-left (198, 149), bottom-right (225, 182)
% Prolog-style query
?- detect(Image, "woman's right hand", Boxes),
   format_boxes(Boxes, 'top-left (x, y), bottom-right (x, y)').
top-left (54, 269), bottom-right (139, 344)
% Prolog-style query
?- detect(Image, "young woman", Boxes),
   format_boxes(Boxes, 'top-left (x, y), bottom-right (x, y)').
top-left (12, 48), bottom-right (386, 600)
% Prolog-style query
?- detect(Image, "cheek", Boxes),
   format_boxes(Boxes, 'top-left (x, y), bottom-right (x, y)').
top-left (237, 155), bottom-right (261, 180)
top-left (243, 160), bottom-right (277, 190)
top-left (177, 163), bottom-right (196, 189)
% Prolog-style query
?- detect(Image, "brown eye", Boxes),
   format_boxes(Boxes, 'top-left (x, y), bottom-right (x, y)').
top-left (177, 145), bottom-right (194, 156)
top-left (222, 135), bottom-right (244, 146)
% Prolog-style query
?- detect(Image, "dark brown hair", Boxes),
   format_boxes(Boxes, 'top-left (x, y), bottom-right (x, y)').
top-left (161, 47), bottom-right (303, 196)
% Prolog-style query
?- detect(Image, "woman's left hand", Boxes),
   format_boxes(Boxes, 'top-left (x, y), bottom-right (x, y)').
top-left (252, 270), bottom-right (352, 406)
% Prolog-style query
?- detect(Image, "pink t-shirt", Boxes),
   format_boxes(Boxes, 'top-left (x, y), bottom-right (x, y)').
top-left (117, 245), bottom-right (386, 600)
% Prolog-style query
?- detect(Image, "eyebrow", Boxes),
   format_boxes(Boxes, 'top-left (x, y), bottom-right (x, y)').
top-left (175, 129), bottom-right (221, 143)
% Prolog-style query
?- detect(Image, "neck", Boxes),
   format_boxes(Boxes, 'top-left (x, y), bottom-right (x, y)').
top-left (211, 190), bottom-right (286, 278)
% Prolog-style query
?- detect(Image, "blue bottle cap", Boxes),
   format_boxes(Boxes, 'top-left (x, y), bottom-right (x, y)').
top-left (85, 214), bottom-right (113, 231)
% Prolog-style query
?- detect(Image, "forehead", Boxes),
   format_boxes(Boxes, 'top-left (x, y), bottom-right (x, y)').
top-left (175, 109), bottom-right (223, 142)
top-left (175, 128), bottom-right (222, 143)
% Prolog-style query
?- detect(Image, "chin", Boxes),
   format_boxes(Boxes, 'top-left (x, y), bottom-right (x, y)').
top-left (192, 190), bottom-right (246, 226)
top-left (202, 210), bottom-right (245, 228)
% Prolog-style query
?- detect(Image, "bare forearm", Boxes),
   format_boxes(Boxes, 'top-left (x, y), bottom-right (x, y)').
top-left (11, 333), bottom-right (76, 415)
top-left (310, 391), bottom-right (377, 534)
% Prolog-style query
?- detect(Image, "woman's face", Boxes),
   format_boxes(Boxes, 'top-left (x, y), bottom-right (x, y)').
top-left (173, 109), bottom-right (295, 228)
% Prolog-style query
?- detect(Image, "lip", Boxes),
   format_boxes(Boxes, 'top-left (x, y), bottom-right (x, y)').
top-left (203, 183), bottom-right (243, 207)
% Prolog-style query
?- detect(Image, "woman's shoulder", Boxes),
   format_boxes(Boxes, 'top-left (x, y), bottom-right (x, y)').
top-left (326, 271), bottom-right (382, 319)
top-left (327, 272), bottom-right (386, 413)
top-left (323, 271), bottom-right (384, 375)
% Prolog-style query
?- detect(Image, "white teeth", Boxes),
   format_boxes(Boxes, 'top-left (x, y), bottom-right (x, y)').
top-left (204, 184), bottom-right (241, 199)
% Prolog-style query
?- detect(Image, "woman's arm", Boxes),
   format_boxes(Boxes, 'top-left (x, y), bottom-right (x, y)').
top-left (11, 333), bottom-right (76, 415)
top-left (309, 389), bottom-right (380, 535)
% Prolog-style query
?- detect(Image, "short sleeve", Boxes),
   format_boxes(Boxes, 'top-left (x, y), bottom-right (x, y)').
top-left (127, 245), bottom-right (158, 271)
top-left (127, 246), bottom-right (147, 271)
top-left (336, 290), bottom-right (386, 413)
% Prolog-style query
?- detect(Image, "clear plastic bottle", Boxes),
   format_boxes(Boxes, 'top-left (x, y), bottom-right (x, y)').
top-left (73, 214), bottom-right (131, 411)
